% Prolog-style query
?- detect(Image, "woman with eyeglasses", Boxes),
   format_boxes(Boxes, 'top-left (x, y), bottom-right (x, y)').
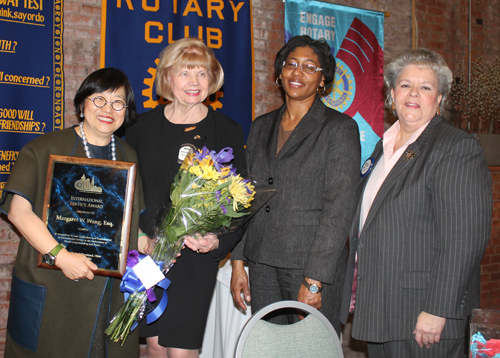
top-left (230, 35), bottom-right (361, 333)
top-left (0, 68), bottom-right (146, 358)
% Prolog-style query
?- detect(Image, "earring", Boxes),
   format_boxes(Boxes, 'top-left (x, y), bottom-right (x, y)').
top-left (317, 86), bottom-right (326, 94)
top-left (275, 77), bottom-right (282, 87)
top-left (80, 112), bottom-right (84, 118)
top-left (391, 102), bottom-right (396, 111)
top-left (437, 107), bottom-right (441, 116)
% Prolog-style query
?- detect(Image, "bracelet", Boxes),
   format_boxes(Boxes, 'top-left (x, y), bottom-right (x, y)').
top-left (138, 232), bottom-right (147, 238)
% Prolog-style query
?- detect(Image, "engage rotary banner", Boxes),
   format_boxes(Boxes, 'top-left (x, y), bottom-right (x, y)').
top-left (101, 0), bottom-right (254, 138)
top-left (0, 0), bottom-right (64, 198)
top-left (285, 0), bottom-right (384, 163)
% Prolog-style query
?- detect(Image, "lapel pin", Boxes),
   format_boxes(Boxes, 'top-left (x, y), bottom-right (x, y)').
top-left (361, 157), bottom-right (374, 177)
top-left (403, 149), bottom-right (417, 161)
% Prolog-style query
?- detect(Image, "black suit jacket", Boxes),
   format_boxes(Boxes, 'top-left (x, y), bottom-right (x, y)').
top-left (340, 116), bottom-right (492, 342)
top-left (232, 96), bottom-right (361, 284)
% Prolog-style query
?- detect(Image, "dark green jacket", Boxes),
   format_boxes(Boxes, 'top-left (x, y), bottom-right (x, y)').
top-left (0, 127), bottom-right (143, 358)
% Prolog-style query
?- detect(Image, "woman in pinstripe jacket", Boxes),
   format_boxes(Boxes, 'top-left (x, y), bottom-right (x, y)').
top-left (340, 49), bottom-right (492, 358)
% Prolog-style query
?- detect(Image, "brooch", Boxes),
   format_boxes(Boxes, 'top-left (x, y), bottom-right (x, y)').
top-left (403, 149), bottom-right (417, 161)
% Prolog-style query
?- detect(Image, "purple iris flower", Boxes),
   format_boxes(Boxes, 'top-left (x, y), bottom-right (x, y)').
top-left (210, 147), bottom-right (234, 171)
top-left (216, 190), bottom-right (221, 202)
top-left (126, 250), bottom-right (157, 302)
top-left (215, 147), bottom-right (234, 164)
top-left (127, 250), bottom-right (140, 268)
top-left (221, 204), bottom-right (227, 214)
top-left (146, 288), bottom-right (157, 302)
top-left (195, 146), bottom-right (210, 161)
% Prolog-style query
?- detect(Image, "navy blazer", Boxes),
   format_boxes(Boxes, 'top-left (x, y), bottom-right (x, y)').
top-left (232, 96), bottom-right (361, 284)
top-left (340, 116), bottom-right (492, 342)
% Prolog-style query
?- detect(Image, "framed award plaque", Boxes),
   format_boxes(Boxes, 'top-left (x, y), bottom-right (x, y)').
top-left (39, 155), bottom-right (137, 278)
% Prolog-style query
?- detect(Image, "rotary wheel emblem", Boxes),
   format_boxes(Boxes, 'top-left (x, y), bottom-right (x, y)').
top-left (322, 60), bottom-right (355, 112)
top-left (142, 59), bottom-right (167, 109)
top-left (142, 59), bottom-right (224, 110)
top-left (204, 91), bottom-right (224, 110)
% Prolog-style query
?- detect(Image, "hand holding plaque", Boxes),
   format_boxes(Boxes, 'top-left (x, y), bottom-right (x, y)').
top-left (39, 155), bottom-right (136, 278)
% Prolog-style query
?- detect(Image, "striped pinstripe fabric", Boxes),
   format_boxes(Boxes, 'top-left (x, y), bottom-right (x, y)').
top-left (340, 116), bottom-right (492, 343)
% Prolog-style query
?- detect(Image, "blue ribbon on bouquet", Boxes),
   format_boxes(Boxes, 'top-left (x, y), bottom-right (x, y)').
top-left (120, 250), bottom-right (171, 329)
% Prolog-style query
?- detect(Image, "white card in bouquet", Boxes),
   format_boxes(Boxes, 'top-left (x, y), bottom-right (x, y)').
top-left (132, 256), bottom-right (165, 289)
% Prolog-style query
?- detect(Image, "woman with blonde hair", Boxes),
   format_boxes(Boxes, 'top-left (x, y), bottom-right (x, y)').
top-left (126, 37), bottom-right (246, 358)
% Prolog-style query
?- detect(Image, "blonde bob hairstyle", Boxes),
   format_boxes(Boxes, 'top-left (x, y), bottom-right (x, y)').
top-left (155, 37), bottom-right (224, 101)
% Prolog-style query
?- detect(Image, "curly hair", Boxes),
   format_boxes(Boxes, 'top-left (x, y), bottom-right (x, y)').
top-left (274, 35), bottom-right (336, 85)
top-left (385, 48), bottom-right (453, 113)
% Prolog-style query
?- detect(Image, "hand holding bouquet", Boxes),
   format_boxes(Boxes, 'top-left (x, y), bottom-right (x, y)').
top-left (106, 146), bottom-right (255, 345)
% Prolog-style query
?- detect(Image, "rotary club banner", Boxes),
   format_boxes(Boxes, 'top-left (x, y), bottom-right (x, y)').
top-left (285, 0), bottom-right (384, 163)
top-left (0, 0), bottom-right (64, 198)
top-left (101, 0), bottom-right (254, 139)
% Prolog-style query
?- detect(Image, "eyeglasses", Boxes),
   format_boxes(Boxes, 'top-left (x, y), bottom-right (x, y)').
top-left (86, 96), bottom-right (127, 111)
top-left (282, 60), bottom-right (323, 74)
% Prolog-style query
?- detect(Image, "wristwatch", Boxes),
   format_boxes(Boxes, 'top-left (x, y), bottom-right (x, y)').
top-left (302, 279), bottom-right (322, 294)
top-left (42, 243), bottom-right (66, 266)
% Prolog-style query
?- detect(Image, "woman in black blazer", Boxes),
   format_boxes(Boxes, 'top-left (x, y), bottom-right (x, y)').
top-left (230, 35), bottom-right (361, 334)
top-left (126, 38), bottom-right (246, 358)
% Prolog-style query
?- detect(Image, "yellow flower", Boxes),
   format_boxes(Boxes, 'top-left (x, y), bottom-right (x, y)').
top-left (199, 157), bottom-right (213, 168)
top-left (228, 175), bottom-right (255, 210)
top-left (188, 160), bottom-right (221, 181)
top-left (180, 153), bottom-right (195, 170)
top-left (202, 166), bottom-right (220, 180)
top-left (217, 177), bottom-right (230, 185)
top-left (219, 167), bottom-right (231, 177)
top-left (189, 165), bottom-right (203, 177)
top-left (202, 181), bottom-right (219, 192)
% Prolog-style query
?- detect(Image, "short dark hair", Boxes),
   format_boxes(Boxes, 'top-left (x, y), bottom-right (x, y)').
top-left (274, 35), bottom-right (336, 84)
top-left (74, 68), bottom-right (137, 125)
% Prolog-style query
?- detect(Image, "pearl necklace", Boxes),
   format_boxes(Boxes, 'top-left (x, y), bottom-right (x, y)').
top-left (79, 122), bottom-right (116, 161)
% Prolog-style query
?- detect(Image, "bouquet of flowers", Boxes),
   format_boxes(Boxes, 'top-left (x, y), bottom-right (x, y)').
top-left (106, 147), bottom-right (256, 345)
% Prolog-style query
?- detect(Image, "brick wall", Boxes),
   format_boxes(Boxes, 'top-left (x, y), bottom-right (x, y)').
top-left (415, 0), bottom-right (500, 92)
top-left (0, 0), bottom-right (499, 355)
top-left (482, 167), bottom-right (500, 310)
top-left (63, 0), bottom-right (102, 127)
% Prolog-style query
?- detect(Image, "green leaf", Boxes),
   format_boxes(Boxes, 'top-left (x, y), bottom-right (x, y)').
top-left (214, 180), bottom-right (231, 191)
top-left (225, 210), bottom-right (249, 218)
top-left (171, 186), bottom-right (181, 205)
